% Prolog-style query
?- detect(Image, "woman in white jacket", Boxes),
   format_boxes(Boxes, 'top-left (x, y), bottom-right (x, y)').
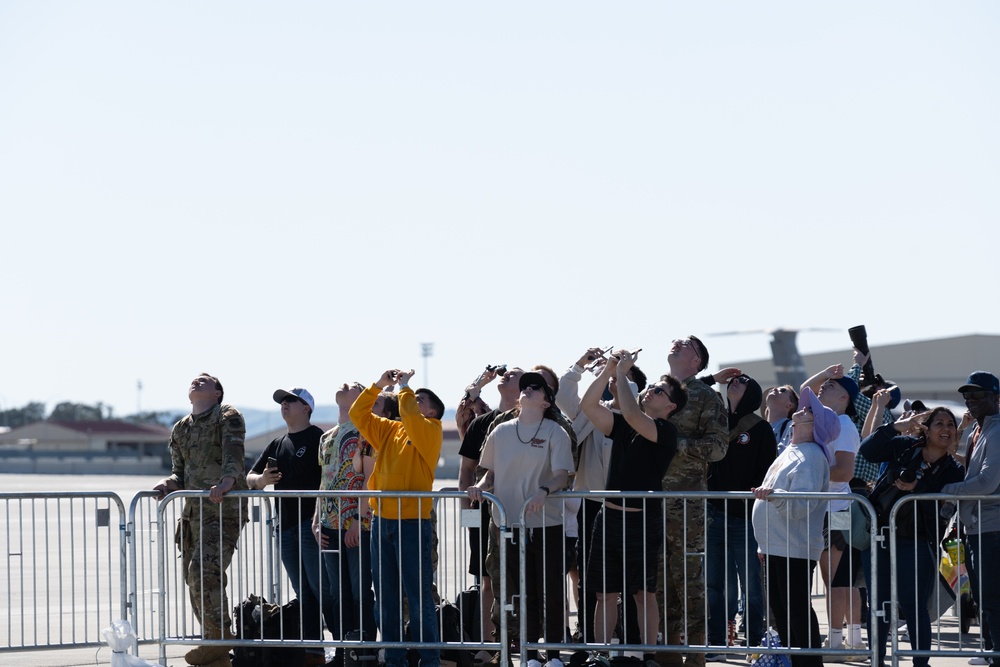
top-left (752, 387), bottom-right (837, 667)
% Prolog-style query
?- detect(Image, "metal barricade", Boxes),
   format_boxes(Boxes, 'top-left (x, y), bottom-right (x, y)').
top-left (127, 489), bottom-right (279, 658)
top-left (889, 493), bottom-right (999, 667)
top-left (513, 490), bottom-right (878, 666)
top-left (0, 491), bottom-right (127, 650)
top-left (154, 489), bottom-right (506, 666)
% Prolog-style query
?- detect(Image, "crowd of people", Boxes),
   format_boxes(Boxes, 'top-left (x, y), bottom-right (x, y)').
top-left (151, 336), bottom-right (1000, 667)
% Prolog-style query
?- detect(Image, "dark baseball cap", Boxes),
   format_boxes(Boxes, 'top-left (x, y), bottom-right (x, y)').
top-left (959, 371), bottom-right (1000, 395)
top-left (832, 376), bottom-right (860, 403)
top-left (519, 371), bottom-right (555, 403)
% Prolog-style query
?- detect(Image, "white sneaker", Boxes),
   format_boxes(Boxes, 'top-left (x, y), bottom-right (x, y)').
top-left (544, 659), bottom-right (565, 667)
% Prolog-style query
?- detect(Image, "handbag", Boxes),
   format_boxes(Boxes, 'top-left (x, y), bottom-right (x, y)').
top-left (749, 628), bottom-right (792, 667)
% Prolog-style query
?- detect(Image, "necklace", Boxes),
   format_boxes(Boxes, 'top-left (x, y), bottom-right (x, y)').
top-left (516, 418), bottom-right (544, 444)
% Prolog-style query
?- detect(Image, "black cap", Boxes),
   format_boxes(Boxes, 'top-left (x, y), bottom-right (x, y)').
top-left (518, 371), bottom-right (555, 404)
top-left (959, 371), bottom-right (1000, 394)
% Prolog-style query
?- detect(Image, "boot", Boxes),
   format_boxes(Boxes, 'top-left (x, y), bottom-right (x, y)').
top-left (201, 654), bottom-right (232, 667)
top-left (655, 634), bottom-right (684, 667)
top-left (683, 631), bottom-right (706, 667)
top-left (185, 626), bottom-right (235, 665)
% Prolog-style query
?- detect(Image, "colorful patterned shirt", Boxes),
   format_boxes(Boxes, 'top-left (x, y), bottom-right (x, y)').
top-left (318, 420), bottom-right (374, 531)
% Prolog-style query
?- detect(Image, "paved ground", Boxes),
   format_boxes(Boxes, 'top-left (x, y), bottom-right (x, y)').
top-left (2, 474), bottom-right (992, 667)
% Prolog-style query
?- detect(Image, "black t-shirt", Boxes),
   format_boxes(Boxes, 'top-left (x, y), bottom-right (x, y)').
top-left (605, 413), bottom-right (677, 509)
top-left (251, 424), bottom-right (324, 530)
top-left (458, 409), bottom-right (499, 462)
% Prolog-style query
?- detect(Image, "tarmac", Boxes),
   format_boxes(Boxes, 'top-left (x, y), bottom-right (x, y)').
top-left (1, 474), bottom-right (992, 667)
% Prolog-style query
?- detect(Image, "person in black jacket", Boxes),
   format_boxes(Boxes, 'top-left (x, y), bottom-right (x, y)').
top-left (705, 375), bottom-right (777, 656)
top-left (859, 405), bottom-right (965, 667)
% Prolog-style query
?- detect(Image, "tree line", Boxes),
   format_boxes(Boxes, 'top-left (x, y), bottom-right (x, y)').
top-left (0, 401), bottom-right (178, 430)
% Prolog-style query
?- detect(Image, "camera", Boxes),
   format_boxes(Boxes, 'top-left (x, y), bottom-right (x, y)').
top-left (895, 455), bottom-right (929, 484)
top-left (486, 364), bottom-right (507, 375)
top-left (849, 324), bottom-right (890, 396)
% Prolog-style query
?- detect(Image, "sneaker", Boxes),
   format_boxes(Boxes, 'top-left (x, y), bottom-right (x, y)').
top-left (703, 654), bottom-right (728, 663)
top-left (527, 660), bottom-right (544, 667)
top-left (544, 659), bottom-right (565, 667)
top-left (968, 659), bottom-right (989, 665)
top-left (475, 651), bottom-right (496, 665)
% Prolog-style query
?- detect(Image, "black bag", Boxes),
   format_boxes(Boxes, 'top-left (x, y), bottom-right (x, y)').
top-left (232, 594), bottom-right (305, 667)
top-left (406, 603), bottom-right (474, 667)
top-left (458, 585), bottom-right (482, 642)
top-left (344, 628), bottom-right (379, 667)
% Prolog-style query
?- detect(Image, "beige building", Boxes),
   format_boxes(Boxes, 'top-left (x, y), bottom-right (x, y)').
top-left (724, 334), bottom-right (1000, 402)
top-left (0, 420), bottom-right (172, 474)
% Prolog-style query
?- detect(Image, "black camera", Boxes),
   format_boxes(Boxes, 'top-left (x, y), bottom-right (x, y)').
top-left (849, 325), bottom-right (888, 396)
top-left (487, 364), bottom-right (507, 375)
top-left (895, 455), bottom-right (929, 484)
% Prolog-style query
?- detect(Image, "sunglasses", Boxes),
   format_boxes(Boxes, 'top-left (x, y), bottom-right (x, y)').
top-left (649, 385), bottom-right (674, 400)
top-left (963, 390), bottom-right (994, 400)
top-left (731, 376), bottom-right (750, 385)
top-left (281, 396), bottom-right (303, 405)
top-left (522, 383), bottom-right (545, 393)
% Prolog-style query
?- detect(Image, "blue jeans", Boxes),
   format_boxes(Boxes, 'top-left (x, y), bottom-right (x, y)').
top-left (321, 525), bottom-right (377, 640)
top-left (279, 520), bottom-right (335, 641)
top-left (967, 531), bottom-right (1000, 658)
top-left (706, 503), bottom-right (765, 647)
top-left (862, 535), bottom-right (935, 667)
top-left (371, 516), bottom-right (439, 667)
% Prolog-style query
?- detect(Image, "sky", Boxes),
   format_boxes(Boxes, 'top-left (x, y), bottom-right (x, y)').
top-left (2, 2), bottom-right (999, 419)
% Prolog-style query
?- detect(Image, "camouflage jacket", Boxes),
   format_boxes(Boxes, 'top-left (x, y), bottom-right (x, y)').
top-left (662, 376), bottom-right (729, 492)
top-left (168, 403), bottom-right (249, 518)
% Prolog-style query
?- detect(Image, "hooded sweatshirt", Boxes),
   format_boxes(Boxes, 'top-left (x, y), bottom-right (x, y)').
top-left (707, 378), bottom-right (778, 518)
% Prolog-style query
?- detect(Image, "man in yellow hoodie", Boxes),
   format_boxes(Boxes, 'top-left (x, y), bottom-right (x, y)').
top-left (349, 368), bottom-right (444, 667)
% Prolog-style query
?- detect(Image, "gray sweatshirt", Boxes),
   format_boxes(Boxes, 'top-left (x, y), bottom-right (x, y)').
top-left (752, 440), bottom-right (831, 560)
top-left (942, 411), bottom-right (1000, 534)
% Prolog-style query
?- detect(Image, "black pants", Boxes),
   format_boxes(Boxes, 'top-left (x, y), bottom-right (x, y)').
top-left (513, 524), bottom-right (565, 661)
top-left (765, 555), bottom-right (822, 667)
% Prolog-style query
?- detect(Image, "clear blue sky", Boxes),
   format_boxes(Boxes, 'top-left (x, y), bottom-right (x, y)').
top-left (2, 2), bottom-right (998, 417)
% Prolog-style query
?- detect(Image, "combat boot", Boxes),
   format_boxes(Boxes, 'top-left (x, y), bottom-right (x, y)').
top-left (655, 634), bottom-right (684, 667)
top-left (185, 626), bottom-right (235, 665)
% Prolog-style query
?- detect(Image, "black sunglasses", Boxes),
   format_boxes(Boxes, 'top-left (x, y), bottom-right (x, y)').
top-left (523, 383), bottom-right (545, 393)
top-left (962, 390), bottom-right (994, 400)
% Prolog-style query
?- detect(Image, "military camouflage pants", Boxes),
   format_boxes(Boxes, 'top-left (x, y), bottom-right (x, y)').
top-left (657, 499), bottom-right (706, 662)
top-left (177, 511), bottom-right (244, 633)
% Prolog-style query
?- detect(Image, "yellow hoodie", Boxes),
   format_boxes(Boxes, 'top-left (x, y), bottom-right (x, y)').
top-left (349, 385), bottom-right (443, 520)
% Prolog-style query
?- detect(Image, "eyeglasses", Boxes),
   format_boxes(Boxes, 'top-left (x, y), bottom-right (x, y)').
top-left (731, 376), bottom-right (750, 385)
top-left (672, 339), bottom-right (694, 348)
top-left (963, 390), bottom-right (994, 400)
top-left (522, 383), bottom-right (545, 393)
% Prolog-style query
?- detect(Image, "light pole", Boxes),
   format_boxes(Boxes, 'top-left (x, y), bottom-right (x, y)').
top-left (421, 342), bottom-right (434, 385)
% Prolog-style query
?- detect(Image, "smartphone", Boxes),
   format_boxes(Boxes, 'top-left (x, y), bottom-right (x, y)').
top-left (267, 457), bottom-right (278, 470)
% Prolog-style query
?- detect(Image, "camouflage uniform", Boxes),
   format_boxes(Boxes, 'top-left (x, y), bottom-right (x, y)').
top-left (167, 403), bottom-right (249, 634)
top-left (658, 378), bottom-right (728, 666)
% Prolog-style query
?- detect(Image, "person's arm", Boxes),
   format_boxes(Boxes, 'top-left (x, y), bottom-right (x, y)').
top-left (210, 406), bottom-right (246, 503)
top-left (696, 367), bottom-right (744, 387)
top-left (557, 349), bottom-right (601, 419)
top-left (862, 388), bottom-right (893, 438)
top-left (801, 364), bottom-right (844, 395)
top-left (580, 355), bottom-right (616, 436)
top-left (613, 350), bottom-right (659, 442)
top-left (349, 371), bottom-right (398, 449)
top-left (154, 428), bottom-right (184, 498)
top-left (830, 451), bottom-right (856, 483)
top-left (246, 445), bottom-right (281, 490)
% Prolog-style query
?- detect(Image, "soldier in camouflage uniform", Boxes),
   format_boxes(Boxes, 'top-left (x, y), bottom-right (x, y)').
top-left (657, 338), bottom-right (728, 667)
top-left (155, 373), bottom-right (249, 667)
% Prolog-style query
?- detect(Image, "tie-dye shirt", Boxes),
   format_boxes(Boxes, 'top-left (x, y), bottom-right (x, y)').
top-left (317, 420), bottom-right (374, 531)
